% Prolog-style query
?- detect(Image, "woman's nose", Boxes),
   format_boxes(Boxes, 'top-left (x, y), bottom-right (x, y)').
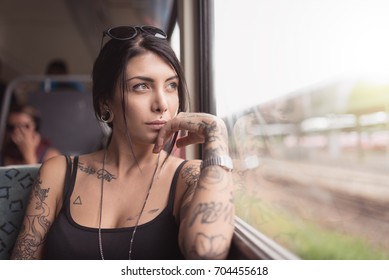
top-left (152, 90), bottom-right (168, 113)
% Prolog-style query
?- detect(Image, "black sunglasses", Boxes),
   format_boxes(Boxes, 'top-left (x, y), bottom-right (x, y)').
top-left (100, 25), bottom-right (167, 49)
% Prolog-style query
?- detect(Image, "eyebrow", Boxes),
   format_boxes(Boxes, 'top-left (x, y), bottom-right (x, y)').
top-left (127, 75), bottom-right (178, 83)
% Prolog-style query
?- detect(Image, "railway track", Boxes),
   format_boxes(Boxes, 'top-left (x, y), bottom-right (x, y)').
top-left (238, 158), bottom-right (389, 251)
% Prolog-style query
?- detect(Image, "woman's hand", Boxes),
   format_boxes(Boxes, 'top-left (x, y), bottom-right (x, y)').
top-left (153, 112), bottom-right (228, 154)
top-left (11, 126), bottom-right (40, 163)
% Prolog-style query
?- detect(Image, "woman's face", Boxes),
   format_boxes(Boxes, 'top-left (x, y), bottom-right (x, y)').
top-left (6, 112), bottom-right (36, 136)
top-left (110, 51), bottom-right (179, 146)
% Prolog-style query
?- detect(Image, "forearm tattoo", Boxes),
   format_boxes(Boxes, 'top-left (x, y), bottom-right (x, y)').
top-left (199, 120), bottom-right (223, 143)
top-left (203, 129), bottom-right (229, 161)
top-left (12, 176), bottom-right (51, 259)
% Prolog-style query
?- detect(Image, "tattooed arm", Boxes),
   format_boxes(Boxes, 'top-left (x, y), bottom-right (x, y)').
top-left (154, 112), bottom-right (235, 259)
top-left (11, 156), bottom-right (67, 259)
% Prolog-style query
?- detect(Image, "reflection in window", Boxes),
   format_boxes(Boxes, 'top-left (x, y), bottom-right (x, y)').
top-left (214, 0), bottom-right (389, 259)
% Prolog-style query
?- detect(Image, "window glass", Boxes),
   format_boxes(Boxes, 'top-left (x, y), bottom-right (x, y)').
top-left (171, 21), bottom-right (180, 61)
top-left (214, 0), bottom-right (389, 259)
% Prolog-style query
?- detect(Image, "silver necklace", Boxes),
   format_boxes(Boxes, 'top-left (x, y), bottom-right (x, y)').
top-left (98, 149), bottom-right (160, 260)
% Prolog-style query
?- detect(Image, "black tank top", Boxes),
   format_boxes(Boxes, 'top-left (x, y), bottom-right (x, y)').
top-left (43, 156), bottom-right (186, 260)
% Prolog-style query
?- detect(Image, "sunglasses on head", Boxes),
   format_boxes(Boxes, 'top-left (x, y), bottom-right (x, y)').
top-left (100, 25), bottom-right (167, 49)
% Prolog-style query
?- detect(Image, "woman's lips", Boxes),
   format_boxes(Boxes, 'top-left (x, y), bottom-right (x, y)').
top-left (145, 120), bottom-right (167, 130)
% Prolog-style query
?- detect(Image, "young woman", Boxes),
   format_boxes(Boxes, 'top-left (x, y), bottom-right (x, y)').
top-left (11, 25), bottom-right (235, 260)
top-left (1, 104), bottom-right (60, 165)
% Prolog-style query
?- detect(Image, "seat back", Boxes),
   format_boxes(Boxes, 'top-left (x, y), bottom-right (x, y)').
top-left (0, 164), bottom-right (40, 259)
top-left (27, 89), bottom-right (105, 155)
top-left (0, 75), bottom-right (107, 157)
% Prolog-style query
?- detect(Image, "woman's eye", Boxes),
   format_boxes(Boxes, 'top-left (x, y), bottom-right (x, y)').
top-left (133, 83), bottom-right (148, 91)
top-left (167, 82), bottom-right (178, 91)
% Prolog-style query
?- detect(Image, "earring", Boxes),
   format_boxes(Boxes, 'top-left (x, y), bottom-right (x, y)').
top-left (100, 108), bottom-right (114, 123)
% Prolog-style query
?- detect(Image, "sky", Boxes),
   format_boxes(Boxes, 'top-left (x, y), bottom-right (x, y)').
top-left (214, 0), bottom-right (389, 117)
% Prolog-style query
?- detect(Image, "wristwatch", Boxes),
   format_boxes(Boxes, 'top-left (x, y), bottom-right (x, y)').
top-left (201, 155), bottom-right (234, 171)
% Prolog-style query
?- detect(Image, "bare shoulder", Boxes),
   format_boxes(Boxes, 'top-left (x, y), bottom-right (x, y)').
top-left (77, 151), bottom-right (104, 167)
top-left (38, 155), bottom-right (68, 196)
top-left (40, 154), bottom-right (67, 177)
top-left (43, 147), bottom-right (62, 161)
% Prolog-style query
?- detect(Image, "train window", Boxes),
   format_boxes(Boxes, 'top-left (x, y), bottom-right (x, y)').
top-left (171, 22), bottom-right (180, 61)
top-left (213, 0), bottom-right (389, 259)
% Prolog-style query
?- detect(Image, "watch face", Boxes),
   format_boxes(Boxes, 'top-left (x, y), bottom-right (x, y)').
top-left (221, 155), bottom-right (234, 170)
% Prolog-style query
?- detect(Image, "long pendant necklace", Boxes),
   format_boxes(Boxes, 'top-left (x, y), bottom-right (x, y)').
top-left (98, 149), bottom-right (161, 260)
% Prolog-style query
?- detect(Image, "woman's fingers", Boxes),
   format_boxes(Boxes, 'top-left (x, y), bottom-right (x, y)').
top-left (153, 121), bottom-right (175, 153)
top-left (153, 113), bottom-right (217, 153)
top-left (11, 127), bottom-right (40, 152)
top-left (11, 128), bottom-right (25, 144)
top-left (153, 117), bottom-right (188, 153)
top-left (11, 134), bottom-right (22, 144)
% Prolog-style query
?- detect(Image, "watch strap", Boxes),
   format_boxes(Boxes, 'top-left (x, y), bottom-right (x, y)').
top-left (200, 155), bottom-right (233, 171)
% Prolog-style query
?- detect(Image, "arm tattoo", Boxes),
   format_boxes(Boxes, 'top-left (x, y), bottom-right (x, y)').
top-left (180, 164), bottom-right (200, 219)
top-left (200, 166), bottom-right (225, 185)
top-left (203, 147), bottom-right (220, 158)
top-left (181, 164), bottom-right (200, 190)
top-left (12, 176), bottom-right (51, 259)
top-left (189, 201), bottom-right (234, 227)
top-left (191, 233), bottom-right (228, 259)
top-left (198, 165), bottom-right (230, 192)
top-left (199, 121), bottom-right (224, 143)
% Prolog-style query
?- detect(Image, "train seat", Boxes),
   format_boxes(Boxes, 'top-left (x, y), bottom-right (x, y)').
top-left (0, 164), bottom-right (40, 259)
top-left (0, 75), bottom-right (108, 158)
top-left (26, 88), bottom-right (106, 156)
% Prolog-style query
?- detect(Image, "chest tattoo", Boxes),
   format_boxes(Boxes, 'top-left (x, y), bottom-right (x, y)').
top-left (78, 161), bottom-right (117, 182)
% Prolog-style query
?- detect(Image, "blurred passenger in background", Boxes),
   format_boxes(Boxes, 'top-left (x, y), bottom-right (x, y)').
top-left (1, 104), bottom-right (60, 165)
top-left (43, 58), bottom-right (85, 92)
top-left (45, 59), bottom-right (69, 75)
